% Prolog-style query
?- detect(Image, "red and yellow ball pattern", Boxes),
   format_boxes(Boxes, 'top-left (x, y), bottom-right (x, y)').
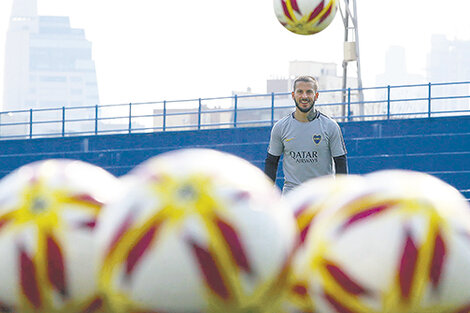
top-left (281, 175), bottom-right (367, 312)
top-left (1, 155), bottom-right (470, 313)
top-left (292, 170), bottom-right (470, 313)
top-left (96, 149), bottom-right (297, 313)
top-left (0, 159), bottom-right (120, 313)
top-left (273, 0), bottom-right (338, 35)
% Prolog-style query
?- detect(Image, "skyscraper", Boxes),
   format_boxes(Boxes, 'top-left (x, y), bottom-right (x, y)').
top-left (427, 34), bottom-right (470, 83)
top-left (2, 0), bottom-right (99, 137)
top-left (426, 35), bottom-right (470, 112)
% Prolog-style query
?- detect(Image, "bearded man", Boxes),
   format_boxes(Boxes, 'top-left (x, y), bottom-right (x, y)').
top-left (264, 75), bottom-right (348, 194)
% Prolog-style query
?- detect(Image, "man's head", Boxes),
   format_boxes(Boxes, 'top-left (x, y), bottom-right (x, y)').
top-left (292, 76), bottom-right (319, 113)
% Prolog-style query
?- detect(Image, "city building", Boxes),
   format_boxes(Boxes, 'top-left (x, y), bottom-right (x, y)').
top-left (2, 0), bottom-right (99, 137)
top-left (375, 38), bottom-right (470, 118)
top-left (375, 46), bottom-right (426, 117)
top-left (264, 60), bottom-right (359, 120)
top-left (426, 34), bottom-right (470, 113)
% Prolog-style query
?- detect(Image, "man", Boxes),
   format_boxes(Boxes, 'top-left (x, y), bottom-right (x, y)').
top-left (264, 75), bottom-right (348, 194)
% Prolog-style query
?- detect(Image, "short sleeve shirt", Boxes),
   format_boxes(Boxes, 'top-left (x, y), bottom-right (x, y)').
top-left (267, 111), bottom-right (347, 193)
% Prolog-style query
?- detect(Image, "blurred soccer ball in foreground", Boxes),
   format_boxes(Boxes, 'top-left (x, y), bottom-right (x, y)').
top-left (96, 148), bottom-right (296, 313)
top-left (0, 159), bottom-right (119, 313)
top-left (273, 0), bottom-right (338, 35)
top-left (295, 170), bottom-right (470, 313)
top-left (282, 174), bottom-right (367, 312)
top-left (286, 175), bottom-right (366, 250)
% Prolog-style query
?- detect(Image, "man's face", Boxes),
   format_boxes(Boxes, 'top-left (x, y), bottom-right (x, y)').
top-left (292, 81), bottom-right (319, 113)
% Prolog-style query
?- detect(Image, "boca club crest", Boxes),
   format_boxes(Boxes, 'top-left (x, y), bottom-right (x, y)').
top-left (313, 134), bottom-right (322, 145)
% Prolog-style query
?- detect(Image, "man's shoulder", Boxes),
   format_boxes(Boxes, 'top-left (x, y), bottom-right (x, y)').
top-left (272, 112), bottom-right (293, 128)
top-left (317, 111), bottom-right (341, 127)
top-left (317, 111), bottom-right (334, 121)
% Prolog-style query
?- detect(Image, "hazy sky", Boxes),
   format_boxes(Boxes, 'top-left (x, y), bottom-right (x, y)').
top-left (0, 0), bottom-right (470, 105)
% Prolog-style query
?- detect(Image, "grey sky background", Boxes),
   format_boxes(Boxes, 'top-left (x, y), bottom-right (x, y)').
top-left (0, 0), bottom-right (469, 105)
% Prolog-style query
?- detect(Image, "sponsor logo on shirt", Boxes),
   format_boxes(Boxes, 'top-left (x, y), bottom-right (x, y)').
top-left (289, 150), bottom-right (318, 163)
top-left (284, 137), bottom-right (294, 142)
top-left (313, 134), bottom-right (322, 145)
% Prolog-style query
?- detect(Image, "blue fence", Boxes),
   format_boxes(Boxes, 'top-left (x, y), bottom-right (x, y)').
top-left (1, 81), bottom-right (469, 140)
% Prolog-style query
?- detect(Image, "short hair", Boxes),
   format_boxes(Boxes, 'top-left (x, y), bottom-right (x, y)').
top-left (292, 75), bottom-right (319, 92)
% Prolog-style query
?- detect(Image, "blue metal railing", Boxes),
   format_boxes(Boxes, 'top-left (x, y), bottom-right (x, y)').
top-left (0, 81), bottom-right (469, 140)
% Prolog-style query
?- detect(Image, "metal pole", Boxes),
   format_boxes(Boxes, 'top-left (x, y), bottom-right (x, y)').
top-left (347, 88), bottom-right (351, 121)
top-left (198, 98), bottom-right (202, 130)
top-left (128, 102), bottom-right (132, 134)
top-left (163, 100), bottom-right (167, 131)
top-left (271, 92), bottom-right (275, 126)
top-left (95, 105), bottom-right (98, 135)
top-left (340, 0), bottom-right (364, 120)
top-left (387, 85), bottom-right (391, 119)
top-left (428, 82), bottom-right (432, 118)
top-left (62, 106), bottom-right (65, 137)
top-left (29, 109), bottom-right (33, 139)
top-left (352, 0), bottom-right (365, 117)
top-left (341, 0), bottom-right (350, 121)
top-left (233, 94), bottom-right (238, 128)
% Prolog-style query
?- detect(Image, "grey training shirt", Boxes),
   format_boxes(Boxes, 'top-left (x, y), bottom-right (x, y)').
top-left (267, 111), bottom-right (347, 193)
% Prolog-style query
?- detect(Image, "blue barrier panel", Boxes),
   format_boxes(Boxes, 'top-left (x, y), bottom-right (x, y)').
top-left (0, 115), bottom-right (468, 198)
top-left (346, 133), bottom-right (470, 155)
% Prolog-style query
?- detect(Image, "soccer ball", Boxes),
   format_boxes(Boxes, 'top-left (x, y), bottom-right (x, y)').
top-left (0, 159), bottom-right (120, 313)
top-left (285, 175), bottom-right (366, 249)
top-left (96, 148), bottom-right (297, 313)
top-left (273, 0), bottom-right (338, 35)
top-left (295, 170), bottom-right (470, 313)
top-left (282, 175), bottom-right (367, 312)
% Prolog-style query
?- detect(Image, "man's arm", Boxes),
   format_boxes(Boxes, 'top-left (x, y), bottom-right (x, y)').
top-left (333, 154), bottom-right (348, 175)
top-left (264, 153), bottom-right (280, 182)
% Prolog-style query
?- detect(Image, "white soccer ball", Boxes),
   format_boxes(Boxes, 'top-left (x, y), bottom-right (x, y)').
top-left (96, 148), bottom-right (297, 313)
top-left (282, 174), bottom-right (367, 312)
top-left (273, 0), bottom-right (338, 35)
top-left (0, 159), bottom-right (120, 313)
top-left (295, 170), bottom-right (470, 313)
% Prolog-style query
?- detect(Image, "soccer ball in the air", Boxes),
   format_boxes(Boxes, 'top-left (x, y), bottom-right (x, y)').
top-left (0, 159), bottom-right (120, 313)
top-left (294, 170), bottom-right (470, 313)
top-left (96, 148), bottom-right (297, 313)
top-left (273, 0), bottom-right (338, 35)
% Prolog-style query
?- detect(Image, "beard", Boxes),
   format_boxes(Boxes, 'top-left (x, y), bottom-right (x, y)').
top-left (294, 98), bottom-right (315, 113)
